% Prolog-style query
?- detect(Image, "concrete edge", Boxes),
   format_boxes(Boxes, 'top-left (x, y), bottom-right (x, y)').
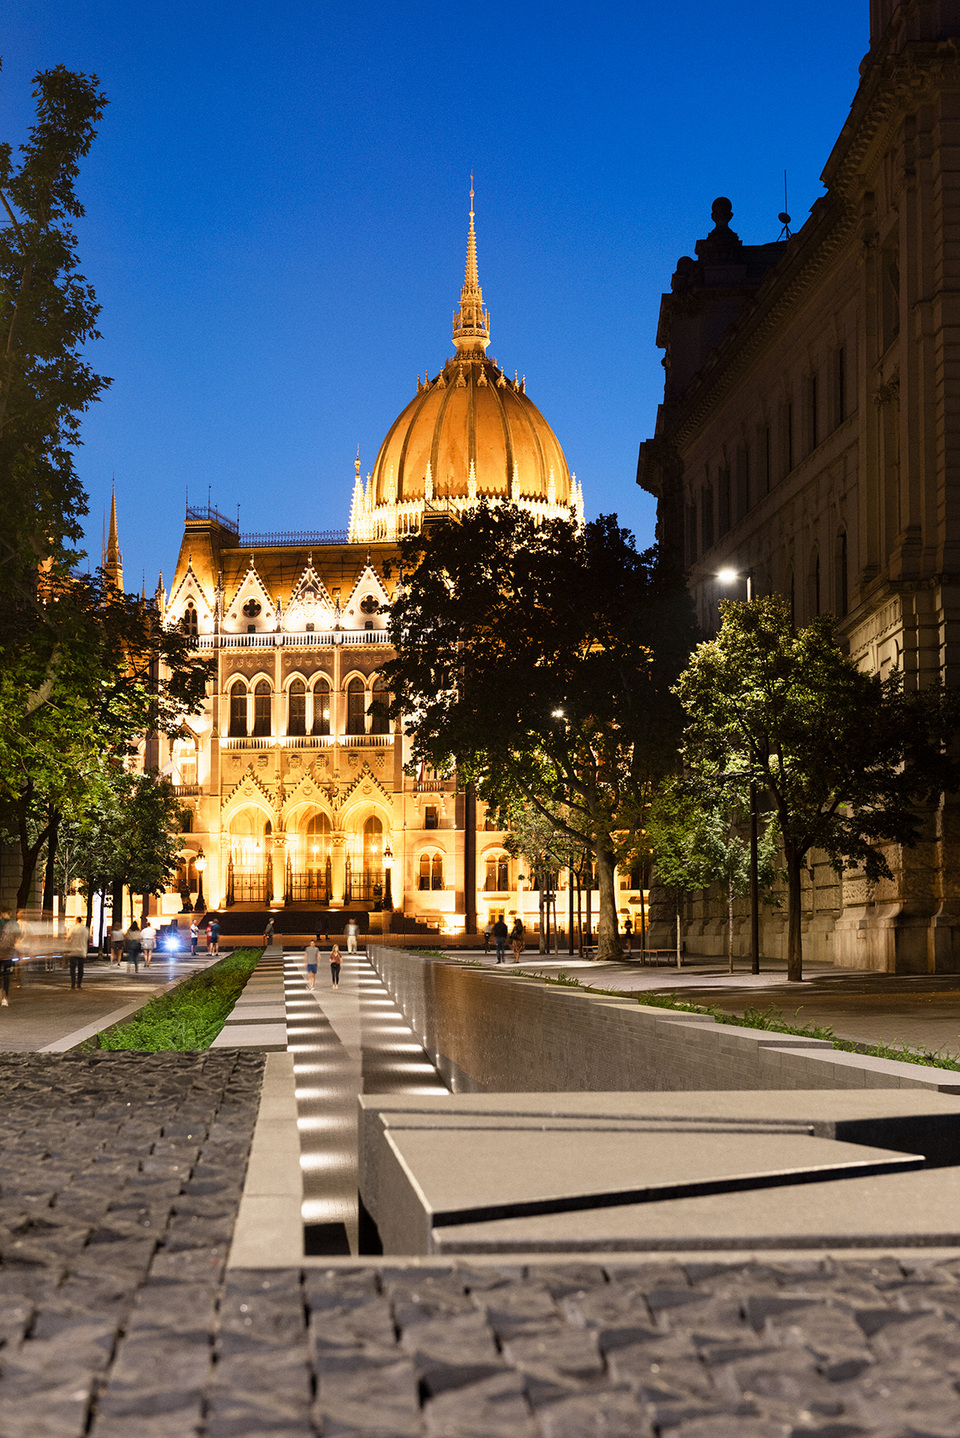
top-left (228, 1049), bottom-right (304, 1268)
top-left (281, 1246), bottom-right (960, 1270)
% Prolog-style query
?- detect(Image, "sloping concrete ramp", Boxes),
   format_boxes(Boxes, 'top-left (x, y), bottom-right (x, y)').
top-left (359, 1090), bottom-right (960, 1255)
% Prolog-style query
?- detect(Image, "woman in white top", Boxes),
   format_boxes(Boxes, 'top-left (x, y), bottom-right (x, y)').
top-left (140, 923), bottom-right (157, 966)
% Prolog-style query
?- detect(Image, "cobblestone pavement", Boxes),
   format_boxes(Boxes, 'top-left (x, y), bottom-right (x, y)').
top-left (0, 1050), bottom-right (263, 1437)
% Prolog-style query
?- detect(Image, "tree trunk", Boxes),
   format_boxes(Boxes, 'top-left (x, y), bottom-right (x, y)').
top-left (727, 874), bottom-right (734, 974)
top-left (42, 806), bottom-right (59, 921)
top-left (111, 877), bottom-right (123, 931)
top-left (785, 848), bottom-right (804, 982)
top-left (595, 845), bottom-right (620, 961)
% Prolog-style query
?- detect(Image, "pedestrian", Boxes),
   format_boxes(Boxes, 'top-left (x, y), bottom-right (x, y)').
top-left (345, 917), bottom-right (358, 954)
top-left (207, 917), bottom-right (221, 956)
top-left (329, 942), bottom-right (342, 987)
top-left (492, 916), bottom-right (508, 963)
top-left (510, 918), bottom-right (525, 962)
top-left (483, 922), bottom-right (492, 954)
top-left (304, 940), bottom-right (319, 990)
top-left (66, 919), bottom-right (89, 989)
top-left (0, 908), bottom-right (18, 1008)
top-left (624, 917), bottom-right (633, 954)
top-left (140, 920), bottom-right (157, 967)
top-left (110, 923), bottom-right (124, 965)
top-left (123, 921), bottom-right (143, 973)
top-left (263, 917), bottom-right (275, 948)
top-left (190, 920), bottom-right (199, 956)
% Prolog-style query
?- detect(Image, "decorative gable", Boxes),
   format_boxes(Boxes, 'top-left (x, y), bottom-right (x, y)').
top-left (341, 563), bottom-right (390, 630)
top-left (224, 556), bottom-right (274, 631)
top-left (283, 555), bottom-right (336, 633)
top-left (165, 557), bottom-right (214, 633)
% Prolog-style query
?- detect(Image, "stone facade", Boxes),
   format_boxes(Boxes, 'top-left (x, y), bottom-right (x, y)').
top-left (639, 0), bottom-right (960, 973)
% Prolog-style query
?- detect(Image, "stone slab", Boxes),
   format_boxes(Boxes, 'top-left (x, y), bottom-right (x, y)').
top-left (229, 1050), bottom-right (303, 1267)
top-left (375, 1123), bottom-right (921, 1254)
top-left (431, 1160), bottom-right (960, 1253)
top-left (210, 1021), bottom-right (287, 1049)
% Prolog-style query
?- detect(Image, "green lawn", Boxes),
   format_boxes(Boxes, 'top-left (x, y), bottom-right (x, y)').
top-left (79, 948), bottom-right (261, 1051)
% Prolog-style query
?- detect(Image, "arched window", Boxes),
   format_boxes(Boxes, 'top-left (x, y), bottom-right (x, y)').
top-left (253, 680), bottom-right (272, 737)
top-left (363, 815), bottom-right (383, 869)
top-left (484, 855), bottom-right (509, 891)
top-left (288, 679), bottom-right (306, 736)
top-left (182, 602), bottom-right (198, 637)
top-left (809, 549), bottom-right (820, 617)
top-left (836, 529), bottom-right (848, 617)
top-left (431, 855), bottom-right (444, 891)
top-left (312, 678), bottom-right (331, 736)
top-left (419, 854), bottom-right (431, 890)
top-left (370, 675), bottom-right (390, 734)
top-left (346, 677), bottom-right (366, 735)
top-left (305, 812), bottom-right (331, 866)
top-left (229, 680), bottom-right (247, 737)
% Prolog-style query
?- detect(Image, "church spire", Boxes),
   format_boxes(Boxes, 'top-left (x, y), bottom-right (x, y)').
top-left (104, 480), bottom-right (124, 590)
top-left (452, 175), bottom-right (490, 358)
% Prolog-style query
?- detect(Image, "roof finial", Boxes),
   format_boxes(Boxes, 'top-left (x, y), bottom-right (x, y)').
top-left (453, 176), bottom-right (490, 358)
top-left (104, 479), bottom-right (124, 589)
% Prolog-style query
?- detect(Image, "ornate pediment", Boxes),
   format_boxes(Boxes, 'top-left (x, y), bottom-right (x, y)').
top-left (340, 761), bottom-right (391, 806)
top-left (223, 556), bottom-right (274, 630)
top-left (341, 563), bottom-right (390, 628)
top-left (222, 763), bottom-right (275, 815)
top-left (283, 555), bottom-right (336, 632)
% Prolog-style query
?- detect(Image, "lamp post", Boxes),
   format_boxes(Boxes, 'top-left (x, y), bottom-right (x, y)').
top-left (717, 567), bottom-right (761, 974)
top-left (194, 849), bottom-right (207, 913)
top-left (383, 843), bottom-right (393, 910)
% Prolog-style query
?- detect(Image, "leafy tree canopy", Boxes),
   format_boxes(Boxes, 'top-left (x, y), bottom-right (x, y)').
top-left (382, 503), bottom-right (696, 958)
top-left (675, 596), bottom-right (960, 979)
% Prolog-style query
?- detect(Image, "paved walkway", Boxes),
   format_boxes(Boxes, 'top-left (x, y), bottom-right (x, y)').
top-left (0, 952), bottom-right (222, 1053)
top-left (443, 949), bottom-right (960, 1057)
top-left (283, 948), bottom-right (447, 1254)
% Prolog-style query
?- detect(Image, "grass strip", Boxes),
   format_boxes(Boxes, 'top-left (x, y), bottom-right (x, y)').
top-left (77, 948), bottom-right (262, 1052)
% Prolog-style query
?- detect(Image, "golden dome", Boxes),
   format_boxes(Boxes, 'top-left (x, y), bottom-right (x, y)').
top-left (350, 185), bottom-right (582, 542)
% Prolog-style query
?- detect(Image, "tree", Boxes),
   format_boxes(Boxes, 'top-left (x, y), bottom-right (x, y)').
top-left (675, 596), bottom-right (960, 981)
top-left (382, 504), bottom-right (695, 959)
top-left (647, 777), bottom-right (779, 969)
top-left (0, 64), bottom-right (109, 610)
top-left (503, 802), bottom-right (571, 953)
top-left (0, 575), bottom-right (212, 909)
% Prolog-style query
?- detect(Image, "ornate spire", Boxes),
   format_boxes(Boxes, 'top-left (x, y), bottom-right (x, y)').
top-left (104, 480), bottom-right (124, 589)
top-left (452, 175), bottom-right (490, 358)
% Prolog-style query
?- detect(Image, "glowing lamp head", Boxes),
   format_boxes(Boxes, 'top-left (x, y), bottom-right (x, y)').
top-left (717, 568), bottom-right (739, 586)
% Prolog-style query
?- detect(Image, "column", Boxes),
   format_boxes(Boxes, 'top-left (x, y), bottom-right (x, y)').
top-left (330, 833), bottom-right (346, 909)
top-left (270, 833), bottom-right (286, 909)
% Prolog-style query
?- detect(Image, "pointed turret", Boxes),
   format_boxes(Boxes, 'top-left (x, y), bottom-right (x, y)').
top-left (104, 482), bottom-right (124, 589)
top-left (348, 448), bottom-right (366, 541)
top-left (452, 176), bottom-right (490, 358)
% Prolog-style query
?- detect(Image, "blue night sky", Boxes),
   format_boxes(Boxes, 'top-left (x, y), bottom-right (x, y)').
top-left (3, 1), bottom-right (867, 594)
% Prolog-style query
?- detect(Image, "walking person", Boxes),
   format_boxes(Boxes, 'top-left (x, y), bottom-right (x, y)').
top-left (190, 920), bottom-right (199, 956)
top-left (123, 922), bottom-right (143, 973)
top-left (66, 919), bottom-right (89, 990)
top-left (207, 917), bottom-right (220, 956)
top-left (0, 908), bottom-right (18, 1007)
top-left (303, 940), bottom-right (319, 990)
top-left (483, 922), bottom-right (492, 954)
top-left (329, 942), bottom-right (342, 987)
top-left (492, 916), bottom-right (508, 964)
top-left (345, 917), bottom-right (358, 954)
top-left (110, 923), bottom-right (124, 965)
top-left (623, 917), bottom-right (633, 954)
top-left (510, 917), bottom-right (525, 963)
top-left (140, 920), bottom-right (157, 967)
top-left (263, 917), bottom-right (275, 948)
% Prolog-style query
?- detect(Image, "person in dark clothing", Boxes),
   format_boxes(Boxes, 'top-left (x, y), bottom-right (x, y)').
top-left (329, 943), bottom-right (342, 987)
top-left (492, 918), bottom-right (508, 964)
top-left (123, 922), bottom-right (143, 972)
top-left (510, 918), bottom-right (525, 962)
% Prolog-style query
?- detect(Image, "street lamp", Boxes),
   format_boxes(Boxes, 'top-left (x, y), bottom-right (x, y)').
top-left (383, 843), bottom-right (393, 910)
top-left (717, 567), bottom-right (753, 600)
top-left (716, 567), bottom-right (760, 974)
top-left (194, 848), bottom-right (207, 913)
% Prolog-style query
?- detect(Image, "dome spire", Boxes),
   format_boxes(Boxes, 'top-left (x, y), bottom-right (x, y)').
top-left (453, 175), bottom-right (490, 357)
